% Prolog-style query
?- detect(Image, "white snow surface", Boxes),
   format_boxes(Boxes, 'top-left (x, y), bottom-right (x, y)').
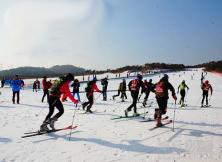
top-left (0, 69), bottom-right (222, 162)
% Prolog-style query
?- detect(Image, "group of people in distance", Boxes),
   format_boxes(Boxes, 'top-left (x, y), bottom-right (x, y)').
top-left (1, 71), bottom-right (213, 131)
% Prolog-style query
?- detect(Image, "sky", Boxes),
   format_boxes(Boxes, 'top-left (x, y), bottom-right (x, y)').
top-left (0, 0), bottom-right (221, 70)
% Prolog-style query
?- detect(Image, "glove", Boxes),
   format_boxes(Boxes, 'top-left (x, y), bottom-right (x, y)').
top-left (172, 95), bottom-right (177, 101)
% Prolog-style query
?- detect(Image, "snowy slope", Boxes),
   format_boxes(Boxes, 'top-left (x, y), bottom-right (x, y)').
top-left (0, 69), bottom-right (222, 162)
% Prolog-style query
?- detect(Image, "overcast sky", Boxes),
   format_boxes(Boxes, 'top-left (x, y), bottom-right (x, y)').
top-left (0, 0), bottom-right (221, 70)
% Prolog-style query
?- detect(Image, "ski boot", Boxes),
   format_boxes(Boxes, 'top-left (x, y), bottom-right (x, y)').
top-left (124, 110), bottom-right (128, 117)
top-left (49, 117), bottom-right (58, 130)
top-left (154, 108), bottom-right (159, 120)
top-left (133, 112), bottom-right (140, 117)
top-left (82, 103), bottom-right (86, 110)
top-left (40, 120), bottom-right (50, 132)
top-left (156, 116), bottom-right (163, 127)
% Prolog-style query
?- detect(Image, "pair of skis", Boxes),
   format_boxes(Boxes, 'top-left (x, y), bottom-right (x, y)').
top-left (22, 125), bottom-right (77, 138)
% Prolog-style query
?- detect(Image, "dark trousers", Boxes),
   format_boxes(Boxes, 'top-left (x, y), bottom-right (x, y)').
top-left (82, 94), bottom-right (94, 111)
top-left (113, 90), bottom-right (120, 99)
top-left (102, 89), bottom-right (107, 101)
top-left (156, 97), bottom-right (168, 115)
top-left (45, 96), bottom-right (64, 121)
top-left (201, 90), bottom-right (209, 105)
top-left (180, 90), bottom-right (186, 104)
top-left (12, 91), bottom-right (20, 104)
top-left (42, 89), bottom-right (49, 102)
top-left (144, 91), bottom-right (150, 101)
top-left (127, 91), bottom-right (139, 113)
top-left (121, 91), bottom-right (127, 99)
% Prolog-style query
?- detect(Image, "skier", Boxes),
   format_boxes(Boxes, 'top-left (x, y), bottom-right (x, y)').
top-left (33, 79), bottom-right (38, 92)
top-left (37, 78), bottom-right (40, 90)
top-left (101, 77), bottom-right (108, 101)
top-left (1, 77), bottom-right (5, 88)
top-left (153, 74), bottom-right (177, 127)
top-left (71, 79), bottom-right (81, 102)
top-left (41, 76), bottom-right (52, 103)
top-left (177, 80), bottom-right (189, 107)
top-left (82, 78), bottom-right (102, 113)
top-left (40, 73), bottom-right (78, 132)
top-left (201, 80), bottom-right (213, 107)
top-left (142, 79), bottom-right (154, 107)
top-left (120, 79), bottom-right (127, 102)
top-left (124, 74), bottom-right (144, 117)
top-left (112, 79), bottom-right (127, 101)
top-left (201, 72), bottom-right (207, 84)
top-left (10, 75), bottom-right (22, 104)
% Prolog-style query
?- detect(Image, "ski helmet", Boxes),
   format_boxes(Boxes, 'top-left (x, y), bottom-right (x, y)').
top-left (65, 73), bottom-right (74, 81)
top-left (149, 79), bottom-right (152, 83)
top-left (182, 80), bottom-right (185, 84)
top-left (205, 80), bottom-right (209, 84)
top-left (137, 74), bottom-right (143, 80)
top-left (163, 74), bottom-right (169, 80)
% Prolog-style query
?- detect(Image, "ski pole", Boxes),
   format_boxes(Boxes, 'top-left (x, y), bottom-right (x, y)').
top-left (172, 100), bottom-right (177, 132)
top-left (69, 106), bottom-right (78, 141)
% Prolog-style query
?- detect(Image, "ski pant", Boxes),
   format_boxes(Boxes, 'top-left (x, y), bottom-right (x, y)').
top-left (102, 88), bottom-right (107, 101)
top-left (73, 92), bottom-right (80, 101)
top-left (113, 90), bottom-right (120, 99)
top-left (45, 95), bottom-right (64, 121)
top-left (42, 89), bottom-right (49, 102)
top-left (156, 97), bottom-right (168, 115)
top-left (180, 90), bottom-right (186, 104)
top-left (144, 91), bottom-right (150, 102)
top-left (82, 93), bottom-right (93, 111)
top-left (127, 91), bottom-right (139, 113)
top-left (12, 91), bottom-right (20, 104)
top-left (201, 90), bottom-right (209, 105)
top-left (121, 91), bottom-right (127, 100)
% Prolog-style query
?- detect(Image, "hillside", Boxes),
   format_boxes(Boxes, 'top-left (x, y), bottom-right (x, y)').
top-left (0, 65), bottom-right (86, 78)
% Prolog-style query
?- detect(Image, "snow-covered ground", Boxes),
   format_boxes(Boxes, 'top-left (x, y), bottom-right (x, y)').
top-left (0, 69), bottom-right (222, 162)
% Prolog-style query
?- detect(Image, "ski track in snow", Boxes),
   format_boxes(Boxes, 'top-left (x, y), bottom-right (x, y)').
top-left (0, 69), bottom-right (222, 162)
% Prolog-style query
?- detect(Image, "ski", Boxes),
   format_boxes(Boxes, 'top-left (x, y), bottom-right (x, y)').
top-left (149, 120), bottom-right (173, 131)
top-left (140, 116), bottom-right (169, 122)
top-left (111, 111), bottom-right (148, 120)
top-left (201, 105), bottom-right (211, 108)
top-left (22, 125), bottom-right (77, 138)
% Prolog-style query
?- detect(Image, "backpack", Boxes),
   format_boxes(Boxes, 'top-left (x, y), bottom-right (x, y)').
top-left (50, 76), bottom-right (65, 95)
top-left (155, 81), bottom-right (165, 97)
top-left (130, 79), bottom-right (138, 91)
top-left (85, 81), bottom-right (93, 93)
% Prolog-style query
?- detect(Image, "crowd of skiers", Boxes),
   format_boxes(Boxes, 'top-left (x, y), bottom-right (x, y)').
top-left (0, 71), bottom-right (213, 131)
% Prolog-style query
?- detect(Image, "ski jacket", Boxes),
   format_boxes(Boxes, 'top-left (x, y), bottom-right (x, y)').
top-left (71, 82), bottom-right (80, 93)
top-left (201, 83), bottom-right (213, 94)
top-left (178, 83), bottom-right (189, 92)
top-left (128, 79), bottom-right (144, 92)
top-left (11, 79), bottom-right (22, 92)
top-left (42, 79), bottom-right (52, 90)
top-left (50, 81), bottom-right (78, 104)
top-left (154, 78), bottom-right (176, 99)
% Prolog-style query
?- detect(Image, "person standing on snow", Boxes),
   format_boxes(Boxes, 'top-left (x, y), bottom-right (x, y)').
top-left (71, 79), bottom-right (81, 102)
top-left (142, 79), bottom-right (154, 107)
top-left (11, 75), bottom-right (22, 104)
top-left (153, 74), bottom-right (177, 127)
top-left (113, 79), bottom-right (127, 102)
top-left (201, 80), bottom-right (213, 107)
top-left (82, 78), bottom-right (102, 113)
top-left (41, 76), bottom-right (52, 103)
top-left (177, 80), bottom-right (189, 107)
top-left (101, 77), bottom-right (108, 101)
top-left (124, 74), bottom-right (144, 117)
top-left (33, 79), bottom-right (38, 92)
top-left (40, 73), bottom-right (78, 132)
